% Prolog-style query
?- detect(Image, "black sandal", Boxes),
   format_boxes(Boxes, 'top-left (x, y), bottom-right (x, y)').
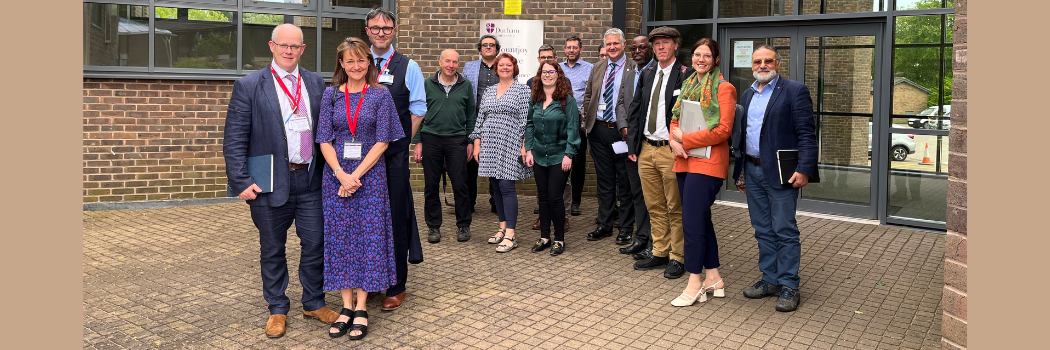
top-left (348, 309), bottom-right (369, 340)
top-left (328, 308), bottom-right (354, 338)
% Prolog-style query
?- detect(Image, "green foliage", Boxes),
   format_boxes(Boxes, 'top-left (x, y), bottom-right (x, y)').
top-left (243, 13), bottom-right (285, 26)
top-left (893, 0), bottom-right (954, 108)
top-left (193, 32), bottom-right (233, 60)
top-left (173, 57), bottom-right (225, 69)
top-left (154, 7), bottom-right (232, 22)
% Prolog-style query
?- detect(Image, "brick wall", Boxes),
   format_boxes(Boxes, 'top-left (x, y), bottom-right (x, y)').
top-left (942, 0), bottom-right (967, 348)
top-left (83, 79), bottom-right (232, 203)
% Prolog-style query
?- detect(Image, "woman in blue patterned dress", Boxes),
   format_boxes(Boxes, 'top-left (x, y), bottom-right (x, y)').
top-left (316, 37), bottom-right (404, 340)
top-left (470, 53), bottom-right (533, 253)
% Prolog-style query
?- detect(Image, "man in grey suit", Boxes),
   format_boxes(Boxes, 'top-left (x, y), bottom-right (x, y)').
top-left (617, 34), bottom-right (655, 254)
top-left (581, 28), bottom-right (637, 242)
top-left (223, 23), bottom-right (339, 338)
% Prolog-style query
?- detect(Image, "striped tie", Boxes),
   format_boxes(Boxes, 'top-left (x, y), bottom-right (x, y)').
top-left (286, 74), bottom-right (312, 161)
top-left (602, 62), bottom-right (617, 122)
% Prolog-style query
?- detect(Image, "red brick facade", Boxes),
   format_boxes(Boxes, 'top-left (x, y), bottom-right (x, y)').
top-left (943, 0), bottom-right (967, 347)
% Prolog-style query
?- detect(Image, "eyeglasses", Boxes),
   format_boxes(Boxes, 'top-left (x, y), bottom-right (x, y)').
top-left (481, 43), bottom-right (498, 48)
top-left (692, 53), bottom-right (713, 59)
top-left (630, 45), bottom-right (649, 52)
top-left (752, 58), bottom-right (778, 66)
top-left (539, 55), bottom-right (556, 61)
top-left (368, 26), bottom-right (395, 35)
top-left (541, 70), bottom-right (557, 75)
top-left (272, 42), bottom-right (304, 51)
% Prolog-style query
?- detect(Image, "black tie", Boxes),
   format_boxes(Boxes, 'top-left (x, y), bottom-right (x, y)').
top-left (375, 57), bottom-right (385, 69)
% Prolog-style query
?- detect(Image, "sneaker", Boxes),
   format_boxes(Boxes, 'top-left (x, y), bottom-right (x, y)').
top-left (456, 226), bottom-right (471, 242)
top-left (742, 280), bottom-right (782, 299)
top-left (427, 227), bottom-right (441, 243)
top-left (663, 259), bottom-right (685, 279)
top-left (775, 287), bottom-right (800, 312)
top-left (570, 203), bottom-right (581, 216)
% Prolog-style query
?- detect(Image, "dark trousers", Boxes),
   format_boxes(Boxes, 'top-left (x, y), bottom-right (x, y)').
top-left (677, 172), bottom-right (723, 274)
top-left (534, 164), bottom-right (569, 241)
top-left (490, 178), bottom-right (518, 229)
top-left (588, 125), bottom-right (634, 231)
top-left (570, 131), bottom-right (588, 204)
top-left (467, 158), bottom-right (496, 210)
top-left (625, 157), bottom-right (651, 246)
top-left (385, 150), bottom-right (416, 296)
top-left (421, 134), bottom-right (471, 228)
top-left (249, 167), bottom-right (326, 315)
top-left (744, 162), bottom-right (802, 290)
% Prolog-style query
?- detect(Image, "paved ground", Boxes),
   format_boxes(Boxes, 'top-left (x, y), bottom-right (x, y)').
top-left (84, 194), bottom-right (944, 349)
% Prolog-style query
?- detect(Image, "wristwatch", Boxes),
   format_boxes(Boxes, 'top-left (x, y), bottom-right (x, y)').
top-left (333, 166), bottom-right (343, 176)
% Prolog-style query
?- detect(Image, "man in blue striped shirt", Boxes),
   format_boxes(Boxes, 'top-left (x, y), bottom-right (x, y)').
top-left (560, 35), bottom-right (594, 217)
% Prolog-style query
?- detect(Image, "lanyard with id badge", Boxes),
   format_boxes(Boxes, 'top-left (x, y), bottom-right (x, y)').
top-left (272, 68), bottom-right (311, 133)
top-left (376, 52), bottom-right (394, 85)
top-left (596, 62), bottom-right (624, 112)
top-left (342, 84), bottom-right (368, 160)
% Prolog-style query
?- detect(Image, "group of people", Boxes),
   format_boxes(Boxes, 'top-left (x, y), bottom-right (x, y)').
top-left (224, 5), bottom-right (818, 341)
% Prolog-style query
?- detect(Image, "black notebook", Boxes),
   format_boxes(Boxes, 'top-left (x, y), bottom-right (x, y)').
top-left (247, 154), bottom-right (274, 193)
top-left (776, 149), bottom-right (799, 185)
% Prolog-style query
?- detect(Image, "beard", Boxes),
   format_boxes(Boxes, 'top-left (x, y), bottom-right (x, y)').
top-left (753, 69), bottom-right (779, 83)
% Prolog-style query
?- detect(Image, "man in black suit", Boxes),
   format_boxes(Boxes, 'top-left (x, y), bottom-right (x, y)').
top-left (626, 27), bottom-right (693, 279)
top-left (733, 45), bottom-right (818, 312)
top-left (223, 23), bottom-right (339, 338)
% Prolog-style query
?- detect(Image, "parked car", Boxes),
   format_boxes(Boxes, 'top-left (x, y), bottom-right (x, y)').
top-left (908, 105), bottom-right (951, 129)
top-left (869, 123), bottom-right (917, 161)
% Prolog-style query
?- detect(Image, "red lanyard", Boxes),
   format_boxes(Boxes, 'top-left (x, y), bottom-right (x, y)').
top-left (271, 68), bottom-right (303, 114)
top-left (375, 50), bottom-right (393, 83)
top-left (344, 83), bottom-right (369, 139)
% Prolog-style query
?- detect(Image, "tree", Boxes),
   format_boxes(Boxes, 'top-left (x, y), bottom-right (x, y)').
top-left (893, 0), bottom-right (954, 112)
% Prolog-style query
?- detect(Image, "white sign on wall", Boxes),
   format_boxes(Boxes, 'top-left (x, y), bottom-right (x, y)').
top-left (734, 41), bottom-right (753, 68)
top-left (480, 19), bottom-right (544, 83)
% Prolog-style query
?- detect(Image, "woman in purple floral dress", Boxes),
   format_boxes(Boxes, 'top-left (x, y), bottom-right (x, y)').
top-left (316, 37), bottom-right (404, 341)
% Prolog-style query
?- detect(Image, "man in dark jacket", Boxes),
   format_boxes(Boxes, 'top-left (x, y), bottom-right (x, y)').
top-left (413, 49), bottom-right (476, 244)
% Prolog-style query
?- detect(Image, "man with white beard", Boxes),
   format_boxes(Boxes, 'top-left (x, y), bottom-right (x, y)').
top-left (731, 45), bottom-right (818, 313)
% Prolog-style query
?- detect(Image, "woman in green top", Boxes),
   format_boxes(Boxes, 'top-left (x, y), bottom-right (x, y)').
top-left (524, 62), bottom-right (581, 256)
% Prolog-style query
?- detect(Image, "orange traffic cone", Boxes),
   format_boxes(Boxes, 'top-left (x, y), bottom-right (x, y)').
top-left (918, 143), bottom-right (933, 165)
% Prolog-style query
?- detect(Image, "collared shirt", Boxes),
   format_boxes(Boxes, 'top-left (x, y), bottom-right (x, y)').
top-left (370, 46), bottom-right (427, 117)
top-left (560, 59), bottom-right (593, 112)
top-left (438, 75), bottom-right (455, 94)
top-left (595, 54), bottom-right (628, 122)
top-left (270, 60), bottom-right (312, 164)
top-left (477, 60), bottom-right (499, 105)
top-left (644, 59), bottom-right (676, 141)
top-left (746, 74), bottom-right (780, 157)
top-left (634, 59), bottom-right (655, 92)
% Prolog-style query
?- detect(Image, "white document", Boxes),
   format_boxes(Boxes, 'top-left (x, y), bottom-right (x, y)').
top-left (678, 100), bottom-right (712, 159)
top-left (611, 141), bottom-right (628, 154)
top-left (734, 41), bottom-right (753, 68)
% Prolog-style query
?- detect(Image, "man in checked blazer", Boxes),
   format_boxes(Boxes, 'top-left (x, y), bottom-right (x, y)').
top-left (581, 27), bottom-right (637, 242)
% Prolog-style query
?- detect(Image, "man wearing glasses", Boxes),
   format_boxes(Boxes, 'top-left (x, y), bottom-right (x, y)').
top-left (462, 34), bottom-right (502, 214)
top-left (526, 44), bottom-right (573, 233)
top-left (223, 23), bottom-right (340, 338)
top-left (618, 34), bottom-right (655, 257)
top-left (561, 35), bottom-right (594, 218)
top-left (364, 6), bottom-right (427, 312)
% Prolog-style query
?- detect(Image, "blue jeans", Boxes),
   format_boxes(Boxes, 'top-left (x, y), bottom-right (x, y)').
top-left (744, 162), bottom-right (802, 290)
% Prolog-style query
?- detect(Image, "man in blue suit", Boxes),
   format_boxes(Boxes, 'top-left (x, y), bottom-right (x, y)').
top-left (732, 45), bottom-right (818, 313)
top-left (223, 24), bottom-right (338, 338)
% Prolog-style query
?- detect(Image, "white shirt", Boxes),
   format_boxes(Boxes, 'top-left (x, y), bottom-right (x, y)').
top-left (644, 59), bottom-right (676, 141)
top-left (270, 61), bottom-right (312, 164)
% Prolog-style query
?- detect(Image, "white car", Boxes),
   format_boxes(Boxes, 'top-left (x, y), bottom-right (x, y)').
top-left (908, 105), bottom-right (951, 129)
top-left (869, 123), bottom-right (917, 161)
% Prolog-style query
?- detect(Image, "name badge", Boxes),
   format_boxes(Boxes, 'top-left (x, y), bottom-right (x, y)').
top-left (343, 142), bottom-right (363, 160)
top-left (378, 73), bottom-right (394, 85)
top-left (287, 115), bottom-right (311, 132)
top-left (597, 103), bottom-right (607, 111)
top-left (673, 89), bottom-right (681, 96)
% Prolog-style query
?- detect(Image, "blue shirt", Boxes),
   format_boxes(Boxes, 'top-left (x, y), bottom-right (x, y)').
top-left (560, 59), bottom-right (593, 112)
top-left (746, 75), bottom-right (779, 157)
top-left (596, 54), bottom-right (627, 122)
top-left (371, 46), bottom-right (427, 117)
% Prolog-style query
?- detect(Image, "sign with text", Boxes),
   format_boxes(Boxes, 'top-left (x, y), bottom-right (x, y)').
top-left (481, 19), bottom-right (544, 83)
top-left (734, 41), bottom-right (753, 68)
top-left (504, 0), bottom-right (522, 15)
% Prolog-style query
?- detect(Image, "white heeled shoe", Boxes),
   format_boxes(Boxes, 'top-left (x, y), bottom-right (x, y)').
top-left (670, 288), bottom-right (707, 307)
top-left (703, 279), bottom-right (726, 298)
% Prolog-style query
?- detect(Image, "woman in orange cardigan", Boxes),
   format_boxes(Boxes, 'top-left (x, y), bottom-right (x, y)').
top-left (666, 38), bottom-right (737, 307)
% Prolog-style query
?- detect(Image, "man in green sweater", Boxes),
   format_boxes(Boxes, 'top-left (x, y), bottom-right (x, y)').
top-left (412, 49), bottom-right (477, 243)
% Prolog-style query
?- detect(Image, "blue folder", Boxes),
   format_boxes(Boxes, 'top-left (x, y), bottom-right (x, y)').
top-left (246, 154), bottom-right (274, 193)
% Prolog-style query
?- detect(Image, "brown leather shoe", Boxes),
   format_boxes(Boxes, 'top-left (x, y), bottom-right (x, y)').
top-left (265, 314), bottom-right (287, 338)
top-left (531, 218), bottom-right (541, 230)
top-left (303, 306), bottom-right (339, 323)
top-left (564, 218), bottom-right (570, 232)
top-left (382, 291), bottom-right (406, 311)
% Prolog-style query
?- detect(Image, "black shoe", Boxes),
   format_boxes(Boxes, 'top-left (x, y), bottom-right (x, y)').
top-left (328, 308), bottom-right (354, 338)
top-left (743, 280), bottom-right (782, 299)
top-left (490, 205), bottom-right (498, 214)
top-left (587, 228), bottom-right (612, 241)
top-left (615, 230), bottom-right (633, 245)
top-left (663, 259), bottom-right (685, 279)
top-left (534, 207), bottom-right (540, 214)
top-left (456, 226), bottom-right (471, 242)
top-left (427, 227), bottom-right (441, 243)
top-left (632, 251), bottom-right (649, 261)
top-left (550, 241), bottom-right (564, 256)
top-left (347, 309), bottom-right (369, 340)
top-left (531, 238), bottom-right (551, 252)
top-left (619, 237), bottom-right (648, 254)
top-left (570, 203), bottom-right (581, 216)
top-left (633, 255), bottom-right (669, 270)
top-left (775, 287), bottom-right (800, 312)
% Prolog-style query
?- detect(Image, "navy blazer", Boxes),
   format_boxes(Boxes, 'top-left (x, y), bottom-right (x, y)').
top-left (626, 61), bottom-right (693, 156)
top-left (224, 66), bottom-right (327, 207)
top-left (731, 77), bottom-right (819, 188)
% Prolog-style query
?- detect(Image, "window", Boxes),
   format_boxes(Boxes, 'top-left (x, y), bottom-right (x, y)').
top-left (242, 13), bottom-right (319, 72)
top-left (154, 7), bottom-right (238, 70)
top-left (83, 3), bottom-right (149, 67)
top-left (648, 0), bottom-right (714, 21)
top-left (891, 14), bottom-right (954, 130)
top-left (320, 17), bottom-right (368, 73)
